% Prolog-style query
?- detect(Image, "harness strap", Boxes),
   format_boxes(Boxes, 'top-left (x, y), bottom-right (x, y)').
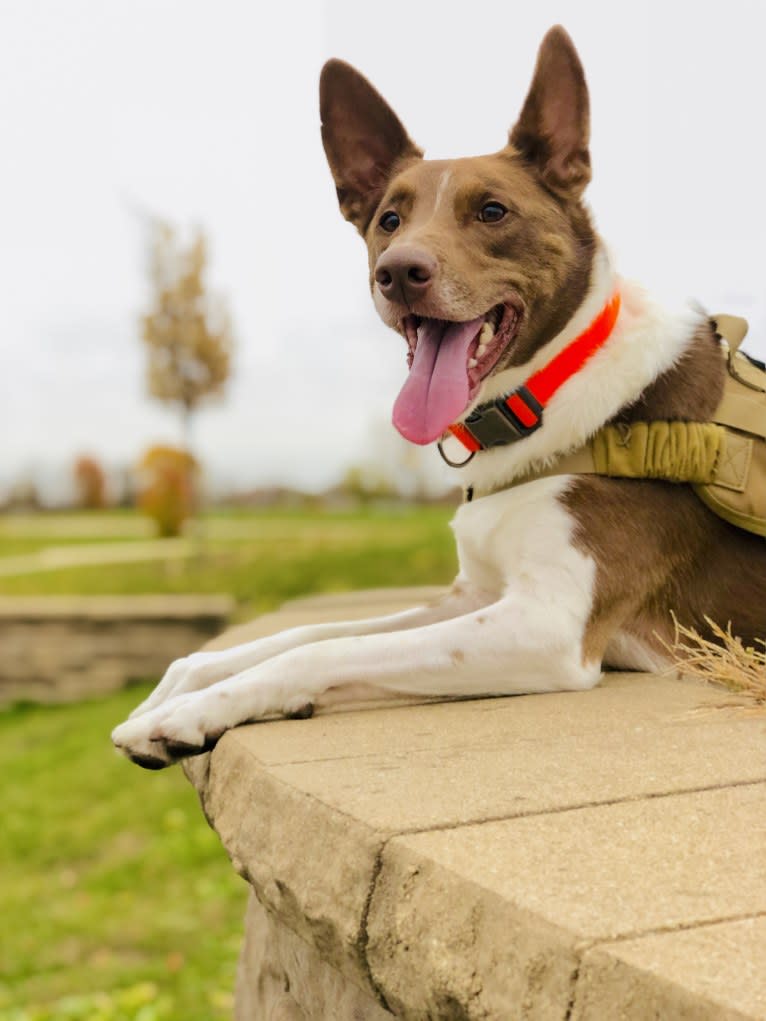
top-left (475, 420), bottom-right (726, 497)
top-left (712, 313), bottom-right (749, 353)
top-left (715, 391), bottom-right (766, 439)
top-left (467, 420), bottom-right (754, 501)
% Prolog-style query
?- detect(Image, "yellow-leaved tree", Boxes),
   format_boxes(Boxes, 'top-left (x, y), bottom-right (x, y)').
top-left (142, 222), bottom-right (233, 455)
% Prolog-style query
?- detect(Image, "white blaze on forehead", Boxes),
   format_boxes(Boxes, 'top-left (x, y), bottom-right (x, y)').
top-left (433, 169), bottom-right (453, 213)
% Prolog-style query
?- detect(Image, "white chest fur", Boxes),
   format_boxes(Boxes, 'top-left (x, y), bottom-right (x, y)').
top-left (451, 476), bottom-right (596, 610)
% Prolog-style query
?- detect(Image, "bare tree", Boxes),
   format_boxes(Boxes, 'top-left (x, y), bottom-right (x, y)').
top-left (142, 222), bottom-right (233, 454)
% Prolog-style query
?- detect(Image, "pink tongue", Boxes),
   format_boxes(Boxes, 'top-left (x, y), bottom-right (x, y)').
top-left (392, 317), bottom-right (483, 445)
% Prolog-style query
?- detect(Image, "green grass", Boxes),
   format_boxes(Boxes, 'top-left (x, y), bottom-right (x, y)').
top-left (0, 506), bottom-right (457, 1017)
top-left (0, 512), bottom-right (152, 556)
top-left (0, 686), bottom-right (243, 1021)
top-left (0, 507), bottom-right (457, 619)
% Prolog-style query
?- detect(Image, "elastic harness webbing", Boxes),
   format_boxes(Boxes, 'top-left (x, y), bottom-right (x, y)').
top-left (484, 420), bottom-right (727, 494)
top-left (463, 314), bottom-right (763, 529)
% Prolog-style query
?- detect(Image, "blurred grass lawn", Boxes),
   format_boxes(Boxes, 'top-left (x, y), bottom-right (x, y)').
top-left (0, 507), bottom-right (456, 620)
top-left (0, 506), bottom-right (456, 1019)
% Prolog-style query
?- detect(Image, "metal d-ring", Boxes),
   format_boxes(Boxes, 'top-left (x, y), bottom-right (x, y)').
top-left (437, 436), bottom-right (476, 468)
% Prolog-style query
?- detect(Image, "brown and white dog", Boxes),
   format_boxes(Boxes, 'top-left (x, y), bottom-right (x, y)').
top-left (113, 26), bottom-right (766, 769)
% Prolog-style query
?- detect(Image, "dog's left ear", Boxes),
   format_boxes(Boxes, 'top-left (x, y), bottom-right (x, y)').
top-left (509, 26), bottom-right (591, 198)
top-left (320, 60), bottom-right (423, 234)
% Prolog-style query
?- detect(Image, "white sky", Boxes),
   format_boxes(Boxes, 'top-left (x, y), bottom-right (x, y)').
top-left (2, 0), bottom-right (766, 499)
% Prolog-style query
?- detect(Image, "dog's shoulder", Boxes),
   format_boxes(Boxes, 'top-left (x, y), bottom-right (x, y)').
top-left (611, 316), bottom-right (724, 425)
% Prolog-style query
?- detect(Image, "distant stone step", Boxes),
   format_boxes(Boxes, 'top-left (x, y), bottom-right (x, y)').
top-left (0, 594), bottom-right (234, 705)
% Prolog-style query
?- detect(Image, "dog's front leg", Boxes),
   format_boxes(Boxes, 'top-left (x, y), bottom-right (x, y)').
top-left (125, 580), bottom-right (489, 719)
top-left (112, 592), bottom-right (600, 768)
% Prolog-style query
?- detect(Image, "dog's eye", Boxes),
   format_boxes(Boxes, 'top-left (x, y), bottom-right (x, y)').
top-left (478, 202), bottom-right (508, 223)
top-left (379, 210), bottom-right (401, 233)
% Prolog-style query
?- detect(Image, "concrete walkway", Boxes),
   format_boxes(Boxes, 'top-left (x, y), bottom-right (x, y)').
top-left (0, 519), bottom-right (390, 576)
top-left (0, 538), bottom-right (193, 576)
top-left (184, 588), bottom-right (766, 1020)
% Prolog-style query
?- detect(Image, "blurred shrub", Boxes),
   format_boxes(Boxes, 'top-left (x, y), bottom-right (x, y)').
top-left (5, 477), bottom-right (40, 511)
top-left (341, 465), bottom-right (396, 505)
top-left (73, 455), bottom-right (106, 509)
top-left (136, 446), bottom-right (199, 537)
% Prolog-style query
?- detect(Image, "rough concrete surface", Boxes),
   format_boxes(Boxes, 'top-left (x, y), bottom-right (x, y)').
top-left (572, 916), bottom-right (766, 1021)
top-left (235, 892), bottom-right (393, 1021)
top-left (185, 725), bottom-right (384, 992)
top-left (184, 588), bottom-right (766, 1020)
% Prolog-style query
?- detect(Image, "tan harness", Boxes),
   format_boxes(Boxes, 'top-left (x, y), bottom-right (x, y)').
top-left (470, 315), bottom-right (766, 538)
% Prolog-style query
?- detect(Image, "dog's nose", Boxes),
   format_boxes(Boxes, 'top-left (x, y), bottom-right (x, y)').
top-left (374, 246), bottom-right (437, 305)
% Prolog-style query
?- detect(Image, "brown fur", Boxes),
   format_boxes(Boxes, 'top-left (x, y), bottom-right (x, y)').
top-left (509, 25), bottom-right (591, 198)
top-left (320, 27), bottom-right (598, 374)
top-left (564, 323), bottom-right (766, 662)
top-left (319, 60), bottom-right (422, 232)
top-left (564, 476), bottom-right (766, 663)
top-left (611, 319), bottom-right (725, 425)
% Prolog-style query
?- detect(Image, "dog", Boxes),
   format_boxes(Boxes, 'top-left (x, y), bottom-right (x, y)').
top-left (112, 26), bottom-right (766, 769)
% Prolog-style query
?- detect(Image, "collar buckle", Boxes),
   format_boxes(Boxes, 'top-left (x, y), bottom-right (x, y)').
top-left (462, 385), bottom-right (544, 449)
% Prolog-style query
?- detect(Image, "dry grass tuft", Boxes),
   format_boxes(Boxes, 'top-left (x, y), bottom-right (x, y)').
top-left (663, 614), bottom-right (766, 706)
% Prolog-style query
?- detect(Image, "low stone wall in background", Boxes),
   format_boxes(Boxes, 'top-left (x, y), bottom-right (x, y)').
top-left (0, 595), bottom-right (234, 705)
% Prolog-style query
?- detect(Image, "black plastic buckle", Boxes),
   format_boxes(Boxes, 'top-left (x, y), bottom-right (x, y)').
top-left (504, 385), bottom-right (544, 434)
top-left (463, 386), bottom-right (543, 449)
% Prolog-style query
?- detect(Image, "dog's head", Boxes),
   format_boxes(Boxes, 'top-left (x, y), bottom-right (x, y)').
top-left (320, 26), bottom-right (597, 445)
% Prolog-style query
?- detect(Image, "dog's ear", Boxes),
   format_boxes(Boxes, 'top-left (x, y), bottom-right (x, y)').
top-left (320, 60), bottom-right (422, 234)
top-left (509, 26), bottom-right (591, 198)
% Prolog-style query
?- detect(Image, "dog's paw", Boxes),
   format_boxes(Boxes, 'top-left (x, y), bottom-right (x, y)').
top-left (111, 717), bottom-right (174, 769)
top-left (113, 662), bottom-right (320, 768)
top-left (113, 693), bottom-right (224, 768)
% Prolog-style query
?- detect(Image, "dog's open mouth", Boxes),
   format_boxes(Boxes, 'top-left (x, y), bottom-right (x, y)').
top-left (393, 303), bottom-right (521, 445)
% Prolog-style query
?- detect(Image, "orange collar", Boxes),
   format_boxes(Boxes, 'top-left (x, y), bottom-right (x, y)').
top-left (445, 291), bottom-right (621, 459)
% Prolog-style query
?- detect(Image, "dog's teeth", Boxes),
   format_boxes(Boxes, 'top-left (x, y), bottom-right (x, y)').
top-left (468, 358), bottom-right (478, 368)
top-left (480, 322), bottom-right (494, 344)
top-left (477, 344), bottom-right (487, 358)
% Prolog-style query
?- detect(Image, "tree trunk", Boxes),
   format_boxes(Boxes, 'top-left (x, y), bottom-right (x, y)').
top-left (181, 402), bottom-right (204, 552)
top-left (181, 402), bottom-right (194, 460)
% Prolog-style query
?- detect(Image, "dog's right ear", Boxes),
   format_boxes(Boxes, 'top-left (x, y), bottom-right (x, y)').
top-left (320, 60), bottom-right (422, 234)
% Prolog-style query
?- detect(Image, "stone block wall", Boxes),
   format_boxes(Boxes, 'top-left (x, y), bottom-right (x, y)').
top-left (0, 595), bottom-right (233, 704)
top-left (183, 590), bottom-right (766, 1020)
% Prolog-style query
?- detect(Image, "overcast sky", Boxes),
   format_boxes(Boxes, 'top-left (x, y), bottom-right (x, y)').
top-left (2, 0), bottom-right (766, 500)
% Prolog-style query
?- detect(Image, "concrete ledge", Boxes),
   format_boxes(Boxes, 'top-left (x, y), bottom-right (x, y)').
top-left (0, 594), bottom-right (233, 704)
top-left (184, 589), bottom-right (766, 1020)
top-left (573, 917), bottom-right (766, 1021)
